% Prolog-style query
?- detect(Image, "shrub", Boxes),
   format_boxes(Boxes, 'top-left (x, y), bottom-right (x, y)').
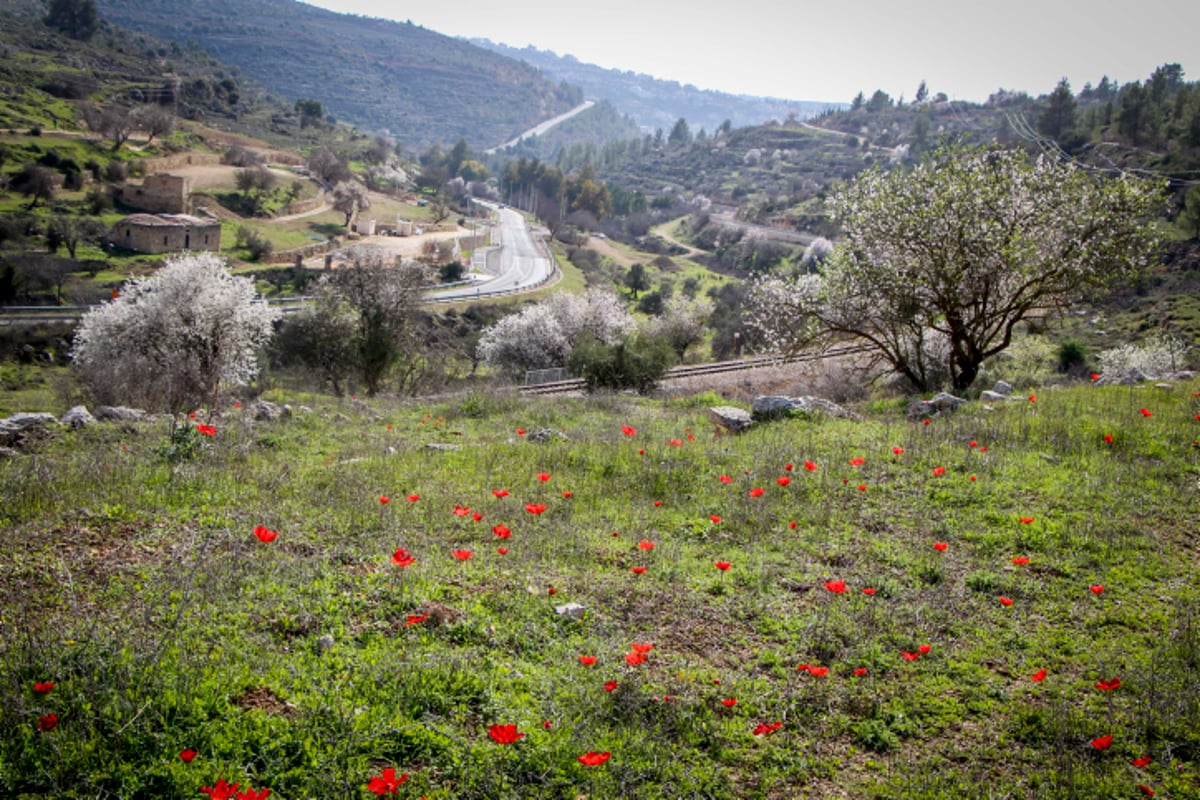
top-left (1096, 333), bottom-right (1191, 378)
top-left (567, 331), bottom-right (674, 393)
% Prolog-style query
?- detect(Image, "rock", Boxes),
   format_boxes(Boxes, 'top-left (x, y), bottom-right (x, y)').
top-left (61, 406), bottom-right (96, 429)
top-left (709, 405), bottom-right (753, 433)
top-left (928, 392), bottom-right (967, 411)
top-left (94, 406), bottom-right (147, 422)
top-left (1095, 367), bottom-right (1148, 386)
top-left (4, 412), bottom-right (58, 430)
top-left (1155, 383), bottom-right (1174, 391)
top-left (525, 427), bottom-right (567, 443)
top-left (1168, 371), bottom-right (1195, 381)
top-left (0, 446), bottom-right (19, 459)
top-left (752, 396), bottom-right (798, 417)
top-left (979, 390), bottom-right (1010, 403)
top-left (425, 443), bottom-right (462, 451)
top-left (905, 400), bottom-right (937, 421)
top-left (992, 381), bottom-right (1014, 396)
top-left (554, 602), bottom-right (587, 620)
top-left (316, 634), bottom-right (335, 653)
top-left (383, 446), bottom-right (396, 455)
top-left (752, 396), bottom-right (861, 421)
top-left (251, 401), bottom-right (287, 421)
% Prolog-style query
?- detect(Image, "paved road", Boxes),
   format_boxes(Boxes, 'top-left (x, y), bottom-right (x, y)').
top-left (427, 205), bottom-right (555, 301)
top-left (485, 101), bottom-right (596, 154)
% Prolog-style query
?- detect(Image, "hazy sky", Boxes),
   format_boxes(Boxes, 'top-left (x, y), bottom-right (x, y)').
top-left (301, 0), bottom-right (1197, 104)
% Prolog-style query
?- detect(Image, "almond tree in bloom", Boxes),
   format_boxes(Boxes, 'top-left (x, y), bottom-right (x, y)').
top-left (749, 144), bottom-right (1166, 392)
top-left (72, 253), bottom-right (280, 410)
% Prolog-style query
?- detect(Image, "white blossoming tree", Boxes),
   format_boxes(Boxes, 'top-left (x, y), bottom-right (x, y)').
top-left (72, 253), bottom-right (280, 410)
top-left (749, 145), bottom-right (1166, 392)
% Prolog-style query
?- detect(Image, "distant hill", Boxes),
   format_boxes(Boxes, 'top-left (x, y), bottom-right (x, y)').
top-left (94, 0), bottom-right (582, 152)
top-left (472, 40), bottom-right (842, 134)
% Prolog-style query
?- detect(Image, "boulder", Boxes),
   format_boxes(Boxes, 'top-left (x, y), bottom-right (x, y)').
top-left (992, 381), bottom-right (1014, 396)
top-left (554, 602), bottom-right (587, 620)
top-left (4, 412), bottom-right (58, 430)
top-left (752, 395), bottom-right (860, 421)
top-left (61, 406), bottom-right (96, 429)
top-left (979, 390), bottom-right (1010, 403)
top-left (905, 400), bottom-right (937, 421)
top-left (1096, 367), bottom-right (1148, 386)
top-left (94, 406), bottom-right (148, 422)
top-left (525, 427), bottom-right (567, 443)
top-left (709, 405), bottom-right (753, 433)
top-left (929, 392), bottom-right (967, 411)
top-left (250, 400), bottom-right (290, 422)
top-left (0, 446), bottom-right (19, 459)
top-left (1168, 371), bottom-right (1195, 381)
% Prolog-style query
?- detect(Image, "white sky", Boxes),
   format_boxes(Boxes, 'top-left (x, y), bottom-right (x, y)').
top-left (302, 0), bottom-right (1198, 105)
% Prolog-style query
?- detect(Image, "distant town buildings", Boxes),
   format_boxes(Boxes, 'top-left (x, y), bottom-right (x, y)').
top-left (109, 214), bottom-right (221, 254)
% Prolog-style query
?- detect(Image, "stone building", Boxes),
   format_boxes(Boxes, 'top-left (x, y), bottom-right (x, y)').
top-left (117, 173), bottom-right (191, 214)
top-left (109, 214), bottom-right (221, 254)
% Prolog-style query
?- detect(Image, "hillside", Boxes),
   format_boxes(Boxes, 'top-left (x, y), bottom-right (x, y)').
top-left (474, 39), bottom-right (841, 134)
top-left (94, 0), bottom-right (582, 151)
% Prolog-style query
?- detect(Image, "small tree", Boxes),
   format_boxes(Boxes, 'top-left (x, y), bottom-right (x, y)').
top-left (568, 331), bottom-right (674, 393)
top-left (332, 181), bottom-right (369, 227)
top-left (624, 263), bottom-right (649, 299)
top-left (281, 278), bottom-right (358, 395)
top-left (749, 144), bottom-right (1166, 392)
top-left (71, 253), bottom-right (280, 410)
top-left (650, 295), bottom-right (713, 359)
top-left (134, 105), bottom-right (175, 145)
top-left (47, 215), bottom-right (104, 259)
top-left (11, 164), bottom-right (56, 210)
top-left (44, 0), bottom-right (98, 40)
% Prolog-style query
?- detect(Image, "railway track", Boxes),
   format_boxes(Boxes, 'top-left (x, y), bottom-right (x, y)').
top-left (520, 344), bottom-right (872, 396)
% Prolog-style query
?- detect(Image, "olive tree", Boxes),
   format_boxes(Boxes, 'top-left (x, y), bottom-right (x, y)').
top-left (72, 253), bottom-right (280, 410)
top-left (749, 145), bottom-right (1166, 392)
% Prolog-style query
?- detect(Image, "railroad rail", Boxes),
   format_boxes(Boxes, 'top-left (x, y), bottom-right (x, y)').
top-left (520, 344), bottom-right (872, 396)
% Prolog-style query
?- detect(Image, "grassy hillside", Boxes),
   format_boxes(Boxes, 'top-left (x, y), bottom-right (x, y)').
top-left (94, 0), bottom-right (582, 151)
top-left (1, 382), bottom-right (1198, 798)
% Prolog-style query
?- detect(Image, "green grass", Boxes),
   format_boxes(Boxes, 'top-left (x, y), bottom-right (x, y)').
top-left (0, 381), bottom-right (1198, 798)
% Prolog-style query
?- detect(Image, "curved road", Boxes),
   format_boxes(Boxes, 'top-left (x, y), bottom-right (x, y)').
top-left (427, 205), bottom-right (555, 301)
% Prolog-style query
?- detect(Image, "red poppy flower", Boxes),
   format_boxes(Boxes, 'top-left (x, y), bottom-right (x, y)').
top-left (687, 434), bottom-right (695, 441)
top-left (933, 542), bottom-right (948, 551)
top-left (542, 720), bottom-right (552, 729)
top-left (37, 714), bottom-right (58, 731)
top-left (180, 748), bottom-right (198, 762)
top-left (714, 561), bottom-right (731, 571)
top-left (366, 767), bottom-right (408, 795)
top-left (1029, 395), bottom-right (1036, 404)
top-left (969, 474), bottom-right (977, 481)
top-left (1091, 734), bottom-right (1113, 750)
top-left (862, 587), bottom-right (876, 596)
top-left (406, 494), bottom-right (420, 502)
top-left (931, 466), bottom-right (946, 476)
top-left (653, 500), bottom-right (663, 507)
top-left (200, 779), bottom-right (239, 800)
top-left (548, 586), bottom-right (556, 595)
top-left (825, 579), bottom-right (847, 594)
top-left (857, 484), bottom-right (867, 491)
top-left (235, 788), bottom-right (270, 800)
top-left (630, 566), bottom-right (647, 574)
top-left (1030, 669), bottom-right (1047, 682)
top-left (1139, 408), bottom-right (1152, 417)
top-left (1089, 584), bottom-right (1105, 595)
top-left (195, 424), bottom-right (217, 436)
top-left (1138, 785), bottom-right (1155, 797)
top-left (496, 547), bottom-right (509, 555)
top-left (492, 524), bottom-right (511, 538)
top-left (1103, 433), bottom-right (1114, 444)
top-left (637, 540), bottom-right (655, 551)
top-left (788, 521), bottom-right (798, 529)
top-left (578, 751), bottom-right (611, 766)
top-left (631, 643), bottom-right (653, 654)
top-left (1132, 756), bottom-right (1152, 767)
top-left (451, 549), bottom-right (473, 561)
top-left (33, 681), bottom-right (54, 694)
top-left (488, 723), bottom-right (526, 744)
top-left (625, 651), bottom-right (647, 665)
top-left (999, 597), bottom-right (1014, 606)
top-left (621, 425), bottom-right (636, 436)
top-left (524, 503), bottom-right (547, 515)
top-left (748, 487), bottom-right (765, 497)
top-left (404, 615), bottom-right (427, 626)
top-left (1012, 556), bottom-right (1030, 565)
top-left (849, 457), bottom-right (865, 466)
top-left (604, 681), bottom-right (618, 692)
top-left (561, 491), bottom-right (572, 498)
top-left (1091, 372), bottom-right (1100, 381)
top-left (893, 446), bottom-right (905, 455)
top-left (918, 644), bottom-right (931, 655)
top-left (391, 548), bottom-right (415, 567)
top-left (969, 441), bottom-right (978, 448)
top-left (1095, 677), bottom-right (1122, 691)
top-left (453, 504), bottom-right (471, 517)
top-left (721, 698), bottom-right (737, 707)
top-left (252, 525), bottom-right (278, 543)
top-left (638, 449), bottom-right (645, 455)
top-left (710, 515), bottom-right (722, 524)
top-left (579, 655), bottom-right (597, 665)
top-left (923, 418), bottom-right (932, 425)
top-left (718, 474), bottom-right (733, 483)
top-left (777, 476), bottom-right (791, 486)
top-left (492, 489), bottom-right (510, 498)
top-left (901, 651), bottom-right (920, 661)
top-left (853, 667), bottom-right (868, 677)
top-left (752, 721), bottom-right (783, 736)
top-left (667, 438), bottom-right (683, 446)
top-left (804, 460), bottom-right (818, 471)
top-left (784, 463), bottom-right (794, 471)
top-left (1019, 516), bottom-right (1035, 524)
top-left (516, 428), bottom-right (526, 436)
top-left (807, 666), bottom-right (829, 677)
top-left (536, 472), bottom-right (551, 482)
top-left (378, 496), bottom-right (390, 505)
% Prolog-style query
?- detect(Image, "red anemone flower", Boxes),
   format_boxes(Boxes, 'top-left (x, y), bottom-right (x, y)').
top-left (561, 491), bottom-right (572, 498)
top-left (933, 542), bottom-right (948, 551)
top-left (752, 721), bottom-right (783, 736)
top-left (1019, 516), bottom-right (1035, 524)
top-left (492, 488), bottom-right (510, 498)
top-left (893, 446), bottom-right (905, 455)
top-left (862, 587), bottom-right (876, 596)
top-left (195, 424), bottom-right (217, 436)
top-left (625, 651), bottom-right (647, 665)
top-left (1095, 677), bottom-right (1122, 691)
top-left (918, 644), bottom-right (932, 655)
top-left (1091, 734), bottom-right (1113, 750)
top-left (631, 643), bottom-right (653, 653)
top-left (630, 566), bottom-right (647, 574)
top-left (849, 457), bottom-right (865, 466)
top-left (1091, 372), bottom-right (1100, 381)
top-left (1104, 433), bottom-right (1114, 443)
top-left (1029, 395), bottom-right (1037, 403)
top-left (999, 596), bottom-right (1014, 606)
top-left (235, 789), bottom-right (271, 800)
top-left (804, 460), bottom-right (818, 471)
top-left (931, 466), bottom-right (946, 476)
top-left (579, 655), bottom-right (597, 665)
top-left (721, 698), bottom-right (737, 707)
top-left (714, 561), bottom-right (731, 571)
top-left (1132, 756), bottom-right (1152, 767)
top-left (718, 474), bottom-right (733, 483)
top-left (621, 425), bottom-right (637, 436)
top-left (604, 681), bottom-right (618, 692)
top-left (777, 476), bottom-right (791, 486)
top-left (1138, 785), bottom-right (1155, 797)
top-left (365, 767), bottom-right (408, 795)
top-left (496, 547), bottom-right (509, 555)
top-left (749, 487), bottom-right (765, 497)
top-left (200, 779), bottom-right (239, 800)
top-left (524, 503), bottom-right (547, 515)
top-left (1012, 556), bottom-right (1030, 565)
top-left (578, 751), bottom-right (611, 766)
top-left (378, 496), bottom-right (390, 505)
top-left (391, 549), bottom-right (415, 567)
top-left (653, 500), bottom-right (663, 507)
top-left (901, 651), bottom-right (920, 662)
top-left (637, 540), bottom-right (655, 551)
top-left (536, 472), bottom-right (551, 482)
top-left (180, 748), bottom-right (198, 762)
top-left (451, 549), bottom-right (473, 561)
top-left (788, 520), bottom-right (798, 529)
top-left (1140, 408), bottom-right (1152, 417)
top-left (452, 504), bottom-right (470, 517)
top-left (488, 723), bottom-right (526, 744)
top-left (404, 615), bottom-right (427, 626)
top-left (406, 494), bottom-right (420, 502)
top-left (824, 579), bottom-right (847, 594)
top-left (515, 428), bottom-right (526, 436)
top-left (853, 667), bottom-right (868, 677)
top-left (807, 666), bottom-right (829, 677)
top-left (668, 438), bottom-right (683, 446)
top-left (1089, 584), bottom-right (1105, 595)
top-left (709, 515), bottom-right (722, 524)
top-left (784, 463), bottom-right (794, 471)
top-left (252, 525), bottom-right (278, 543)
top-left (492, 524), bottom-right (511, 538)
top-left (1031, 669), bottom-right (1047, 682)
top-left (472, 511), bottom-right (484, 521)
top-left (37, 714), bottom-right (58, 731)
top-left (33, 681), bottom-right (54, 694)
